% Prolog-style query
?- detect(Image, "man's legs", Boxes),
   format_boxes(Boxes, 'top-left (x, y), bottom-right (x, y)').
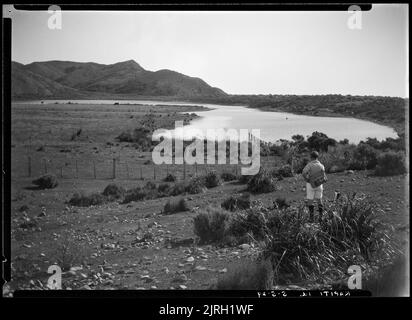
top-left (314, 186), bottom-right (324, 222)
top-left (306, 183), bottom-right (315, 222)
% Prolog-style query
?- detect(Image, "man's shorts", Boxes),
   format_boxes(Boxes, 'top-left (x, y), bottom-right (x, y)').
top-left (306, 183), bottom-right (323, 200)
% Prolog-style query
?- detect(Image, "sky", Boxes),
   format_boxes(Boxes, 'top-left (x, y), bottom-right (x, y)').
top-left (9, 4), bottom-right (409, 97)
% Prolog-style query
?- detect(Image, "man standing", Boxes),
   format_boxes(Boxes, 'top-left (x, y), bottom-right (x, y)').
top-left (302, 151), bottom-right (327, 222)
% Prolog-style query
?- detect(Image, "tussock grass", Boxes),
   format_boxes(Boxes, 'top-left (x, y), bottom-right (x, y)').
top-left (32, 174), bottom-right (58, 189)
top-left (163, 198), bottom-right (189, 215)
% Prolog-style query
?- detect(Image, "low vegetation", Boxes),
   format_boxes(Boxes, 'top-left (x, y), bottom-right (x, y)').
top-left (374, 151), bottom-right (407, 176)
top-left (193, 206), bottom-right (230, 244)
top-left (163, 198), bottom-right (189, 215)
top-left (68, 192), bottom-right (106, 207)
top-left (32, 174), bottom-right (58, 189)
top-left (194, 193), bottom-right (399, 286)
top-left (216, 259), bottom-right (273, 290)
top-left (221, 193), bottom-right (251, 211)
top-left (247, 169), bottom-right (277, 193)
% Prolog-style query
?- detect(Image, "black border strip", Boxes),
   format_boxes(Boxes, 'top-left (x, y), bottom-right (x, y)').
top-left (2, 17), bottom-right (12, 286)
top-left (13, 289), bottom-right (372, 298)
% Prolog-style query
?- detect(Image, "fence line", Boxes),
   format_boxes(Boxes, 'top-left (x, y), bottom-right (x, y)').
top-left (14, 154), bottom-right (282, 181)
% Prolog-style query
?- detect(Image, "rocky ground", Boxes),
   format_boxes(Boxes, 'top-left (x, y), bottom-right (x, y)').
top-left (4, 169), bottom-right (409, 296)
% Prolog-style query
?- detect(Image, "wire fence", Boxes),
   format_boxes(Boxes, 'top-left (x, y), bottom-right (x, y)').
top-left (13, 154), bottom-right (283, 182)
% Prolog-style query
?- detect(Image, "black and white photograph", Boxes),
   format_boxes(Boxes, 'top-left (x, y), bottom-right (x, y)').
top-left (2, 3), bottom-right (409, 302)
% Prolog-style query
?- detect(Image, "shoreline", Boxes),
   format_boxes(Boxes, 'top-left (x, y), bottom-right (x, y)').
top-left (11, 97), bottom-right (405, 139)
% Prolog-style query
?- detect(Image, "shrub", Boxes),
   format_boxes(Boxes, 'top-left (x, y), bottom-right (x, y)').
top-left (204, 171), bottom-right (221, 188)
top-left (374, 151), bottom-right (406, 176)
top-left (169, 182), bottom-right (187, 196)
top-left (221, 193), bottom-right (251, 211)
top-left (123, 187), bottom-right (147, 203)
top-left (216, 259), bottom-right (273, 290)
top-left (262, 194), bottom-right (395, 283)
top-left (32, 174), bottom-right (58, 189)
top-left (193, 207), bottom-right (230, 244)
top-left (247, 169), bottom-right (276, 193)
top-left (102, 183), bottom-right (125, 199)
top-left (277, 165), bottom-right (293, 178)
top-left (273, 197), bottom-right (290, 210)
top-left (307, 131), bottom-right (337, 152)
top-left (238, 174), bottom-right (252, 184)
top-left (350, 144), bottom-right (378, 170)
top-left (272, 165), bottom-right (294, 179)
top-left (227, 207), bottom-right (268, 241)
top-left (185, 177), bottom-right (207, 194)
top-left (221, 171), bottom-right (238, 182)
top-left (54, 235), bottom-right (88, 271)
top-left (292, 157), bottom-right (310, 174)
top-left (163, 198), bottom-right (189, 215)
top-left (116, 128), bottom-right (152, 150)
top-left (163, 173), bottom-right (176, 182)
top-left (157, 183), bottom-right (171, 196)
top-left (69, 192), bottom-right (106, 207)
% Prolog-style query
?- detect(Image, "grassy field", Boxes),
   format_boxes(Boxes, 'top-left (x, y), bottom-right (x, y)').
top-left (5, 102), bottom-right (409, 295)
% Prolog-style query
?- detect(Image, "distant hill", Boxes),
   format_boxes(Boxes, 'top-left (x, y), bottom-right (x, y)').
top-left (12, 60), bottom-right (227, 99)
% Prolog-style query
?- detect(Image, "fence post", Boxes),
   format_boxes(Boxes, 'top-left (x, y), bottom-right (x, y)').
top-left (153, 166), bottom-right (156, 180)
top-left (28, 156), bottom-right (32, 177)
top-left (93, 161), bottom-right (96, 179)
top-left (75, 160), bottom-right (78, 179)
top-left (112, 158), bottom-right (116, 179)
top-left (183, 159), bottom-right (186, 181)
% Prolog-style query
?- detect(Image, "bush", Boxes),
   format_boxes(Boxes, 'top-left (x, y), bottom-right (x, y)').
top-left (247, 169), bottom-right (276, 194)
top-left (69, 192), bottom-right (106, 207)
top-left (163, 173), bottom-right (176, 182)
top-left (227, 206), bottom-right (268, 241)
top-left (157, 183), bottom-right (171, 196)
top-left (185, 177), bottom-right (207, 194)
top-left (204, 171), bottom-right (221, 188)
top-left (273, 197), bottom-right (290, 210)
top-left (374, 151), bottom-right (406, 176)
top-left (262, 194), bottom-right (395, 283)
top-left (221, 171), bottom-right (238, 182)
top-left (350, 144), bottom-right (378, 170)
top-left (277, 165), bottom-right (293, 178)
top-left (32, 174), bottom-right (58, 189)
top-left (292, 157), bottom-right (310, 174)
top-left (116, 127), bottom-right (152, 150)
top-left (102, 183), bottom-right (125, 199)
top-left (238, 174), bottom-right (252, 184)
top-left (163, 198), bottom-right (189, 215)
top-left (54, 235), bottom-right (88, 271)
top-left (169, 182), bottom-right (187, 196)
top-left (216, 259), bottom-right (273, 290)
top-left (221, 193), bottom-right (251, 211)
top-left (193, 207), bottom-right (230, 244)
top-left (272, 165), bottom-right (294, 179)
top-left (123, 187), bottom-right (147, 203)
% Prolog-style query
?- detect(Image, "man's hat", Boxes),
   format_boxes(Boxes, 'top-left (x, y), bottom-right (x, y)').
top-left (310, 151), bottom-right (319, 159)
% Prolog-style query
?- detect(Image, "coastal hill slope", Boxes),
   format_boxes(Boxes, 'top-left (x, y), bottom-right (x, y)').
top-left (12, 60), bottom-right (227, 99)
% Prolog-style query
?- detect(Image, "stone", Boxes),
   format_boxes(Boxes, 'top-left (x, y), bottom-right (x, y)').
top-left (186, 256), bottom-right (195, 263)
top-left (81, 285), bottom-right (92, 290)
top-left (239, 244), bottom-right (251, 250)
top-left (194, 266), bottom-right (207, 271)
top-left (218, 268), bottom-right (227, 273)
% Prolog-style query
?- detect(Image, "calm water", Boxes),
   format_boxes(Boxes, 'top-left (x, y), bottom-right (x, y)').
top-left (17, 99), bottom-right (398, 143)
